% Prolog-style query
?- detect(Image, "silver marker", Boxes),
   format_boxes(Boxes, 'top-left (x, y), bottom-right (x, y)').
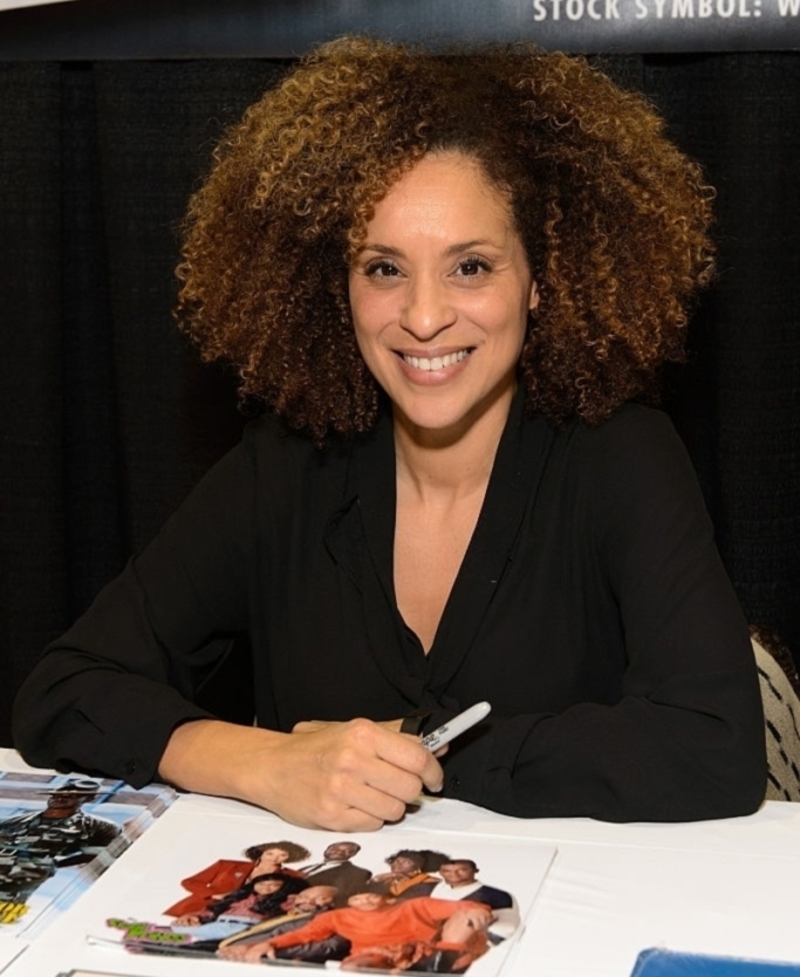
top-left (420, 701), bottom-right (491, 752)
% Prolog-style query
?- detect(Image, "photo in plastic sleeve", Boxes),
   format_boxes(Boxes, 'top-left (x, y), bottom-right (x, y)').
top-left (89, 810), bottom-right (556, 976)
top-left (0, 770), bottom-right (176, 938)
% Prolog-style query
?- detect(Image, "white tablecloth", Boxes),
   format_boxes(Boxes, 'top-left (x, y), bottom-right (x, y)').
top-left (2, 748), bottom-right (799, 977)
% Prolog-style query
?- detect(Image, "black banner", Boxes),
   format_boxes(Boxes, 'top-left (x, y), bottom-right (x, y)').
top-left (0, 0), bottom-right (798, 58)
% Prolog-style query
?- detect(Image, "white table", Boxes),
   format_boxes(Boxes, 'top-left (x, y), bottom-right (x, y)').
top-left (2, 748), bottom-right (799, 977)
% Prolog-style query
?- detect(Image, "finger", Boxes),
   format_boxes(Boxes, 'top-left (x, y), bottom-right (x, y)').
top-left (379, 718), bottom-right (405, 734)
top-left (314, 805), bottom-right (386, 832)
top-left (292, 720), bottom-right (330, 733)
top-left (355, 752), bottom-right (428, 806)
top-left (336, 777), bottom-right (410, 825)
top-left (291, 777), bottom-right (388, 832)
top-left (365, 723), bottom-right (445, 792)
top-left (334, 731), bottom-right (434, 805)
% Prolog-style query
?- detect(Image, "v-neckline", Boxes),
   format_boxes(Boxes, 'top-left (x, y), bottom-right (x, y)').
top-left (349, 386), bottom-right (555, 699)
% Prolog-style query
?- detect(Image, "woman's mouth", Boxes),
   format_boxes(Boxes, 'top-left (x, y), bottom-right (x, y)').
top-left (401, 349), bottom-right (472, 371)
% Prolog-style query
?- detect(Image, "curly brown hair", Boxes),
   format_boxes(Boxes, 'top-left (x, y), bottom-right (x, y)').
top-left (244, 840), bottom-right (310, 863)
top-left (175, 36), bottom-right (714, 440)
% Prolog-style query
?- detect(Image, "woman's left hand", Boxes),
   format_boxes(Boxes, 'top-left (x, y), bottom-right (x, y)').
top-left (293, 718), bottom-right (404, 735)
top-left (293, 718), bottom-right (448, 757)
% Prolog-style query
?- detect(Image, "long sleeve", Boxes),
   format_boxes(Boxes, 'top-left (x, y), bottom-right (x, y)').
top-left (437, 407), bottom-right (766, 821)
top-left (267, 899), bottom-right (486, 955)
top-left (12, 401), bottom-right (767, 823)
top-left (13, 434), bottom-right (256, 786)
top-left (164, 860), bottom-right (252, 917)
top-left (265, 910), bottom-right (343, 951)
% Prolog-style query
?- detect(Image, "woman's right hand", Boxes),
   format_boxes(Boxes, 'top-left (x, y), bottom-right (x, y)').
top-left (158, 716), bottom-right (443, 832)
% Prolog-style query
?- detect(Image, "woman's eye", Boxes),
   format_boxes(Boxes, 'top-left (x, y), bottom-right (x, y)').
top-left (365, 260), bottom-right (401, 278)
top-left (456, 257), bottom-right (491, 277)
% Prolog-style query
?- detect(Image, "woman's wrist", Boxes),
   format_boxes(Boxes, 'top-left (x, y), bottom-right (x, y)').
top-left (158, 718), bottom-right (288, 806)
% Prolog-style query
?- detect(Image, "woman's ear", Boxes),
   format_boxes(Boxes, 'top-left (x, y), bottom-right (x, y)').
top-left (528, 280), bottom-right (540, 313)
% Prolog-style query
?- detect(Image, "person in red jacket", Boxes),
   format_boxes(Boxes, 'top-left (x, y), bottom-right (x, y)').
top-left (165, 840), bottom-right (309, 917)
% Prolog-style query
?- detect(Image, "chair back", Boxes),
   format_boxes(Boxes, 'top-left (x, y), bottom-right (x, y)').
top-left (753, 637), bottom-right (800, 802)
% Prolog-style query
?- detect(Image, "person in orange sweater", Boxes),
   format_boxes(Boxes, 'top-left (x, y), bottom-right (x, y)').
top-left (221, 890), bottom-right (493, 971)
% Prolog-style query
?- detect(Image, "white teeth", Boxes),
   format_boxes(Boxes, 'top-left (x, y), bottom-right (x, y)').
top-left (403, 350), bottom-right (470, 371)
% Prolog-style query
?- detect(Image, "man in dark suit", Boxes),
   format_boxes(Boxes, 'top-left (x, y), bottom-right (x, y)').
top-left (299, 842), bottom-right (371, 905)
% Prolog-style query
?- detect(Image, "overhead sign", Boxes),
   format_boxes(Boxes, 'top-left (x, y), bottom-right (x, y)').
top-left (0, 0), bottom-right (797, 56)
top-left (527, 0), bottom-right (799, 50)
top-left (0, 0), bottom-right (76, 10)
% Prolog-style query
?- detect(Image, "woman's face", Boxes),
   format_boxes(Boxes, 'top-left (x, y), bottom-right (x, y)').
top-left (257, 847), bottom-right (289, 864)
top-left (349, 152), bottom-right (538, 442)
top-left (389, 855), bottom-right (420, 875)
top-left (253, 879), bottom-right (284, 896)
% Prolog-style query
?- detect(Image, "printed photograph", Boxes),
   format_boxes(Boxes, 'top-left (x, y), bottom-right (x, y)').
top-left (92, 812), bottom-right (555, 976)
top-left (0, 771), bottom-right (176, 937)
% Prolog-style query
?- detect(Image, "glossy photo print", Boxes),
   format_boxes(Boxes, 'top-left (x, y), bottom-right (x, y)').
top-left (0, 771), bottom-right (175, 939)
top-left (86, 807), bottom-right (556, 976)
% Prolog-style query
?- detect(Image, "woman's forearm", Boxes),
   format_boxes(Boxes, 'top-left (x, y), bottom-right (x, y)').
top-left (158, 716), bottom-right (442, 831)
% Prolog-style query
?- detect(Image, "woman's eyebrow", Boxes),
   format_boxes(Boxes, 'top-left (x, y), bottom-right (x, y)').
top-left (359, 239), bottom-right (498, 258)
top-left (359, 243), bottom-right (403, 256)
top-left (444, 239), bottom-right (497, 257)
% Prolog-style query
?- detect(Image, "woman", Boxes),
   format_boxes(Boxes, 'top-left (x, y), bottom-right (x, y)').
top-left (367, 850), bottom-right (450, 902)
top-left (13, 37), bottom-right (765, 828)
top-left (165, 840), bottom-right (310, 917)
top-left (171, 872), bottom-right (309, 942)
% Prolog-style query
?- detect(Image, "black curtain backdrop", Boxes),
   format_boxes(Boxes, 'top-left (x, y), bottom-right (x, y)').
top-left (1, 54), bottom-right (798, 746)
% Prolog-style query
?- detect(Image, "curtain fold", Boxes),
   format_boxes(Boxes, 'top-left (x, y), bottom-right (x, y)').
top-left (1, 55), bottom-right (798, 744)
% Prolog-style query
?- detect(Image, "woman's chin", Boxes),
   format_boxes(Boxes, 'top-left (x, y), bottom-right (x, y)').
top-left (390, 377), bottom-right (517, 447)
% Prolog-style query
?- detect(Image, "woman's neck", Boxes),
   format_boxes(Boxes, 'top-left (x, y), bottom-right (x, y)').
top-left (392, 387), bottom-right (514, 502)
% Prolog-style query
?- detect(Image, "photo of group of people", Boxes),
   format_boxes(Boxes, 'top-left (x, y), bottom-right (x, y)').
top-left (105, 821), bottom-right (553, 976)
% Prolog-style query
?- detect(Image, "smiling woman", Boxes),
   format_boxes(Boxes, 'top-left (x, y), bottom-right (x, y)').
top-left (348, 153), bottom-right (538, 444)
top-left (13, 36), bottom-right (766, 829)
top-left (348, 152), bottom-right (541, 649)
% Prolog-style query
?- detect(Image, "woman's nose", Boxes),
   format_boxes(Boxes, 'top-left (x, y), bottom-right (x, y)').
top-left (400, 274), bottom-right (456, 338)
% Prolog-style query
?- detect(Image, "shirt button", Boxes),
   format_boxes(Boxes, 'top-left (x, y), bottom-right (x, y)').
top-left (123, 760), bottom-right (138, 776)
top-left (449, 775), bottom-right (461, 792)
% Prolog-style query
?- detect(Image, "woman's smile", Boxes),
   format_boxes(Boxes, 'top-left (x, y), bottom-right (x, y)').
top-left (349, 151), bottom-right (539, 440)
top-left (398, 347), bottom-right (473, 377)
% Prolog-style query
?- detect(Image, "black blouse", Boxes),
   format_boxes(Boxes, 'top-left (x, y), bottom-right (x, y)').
top-left (13, 393), bottom-right (766, 822)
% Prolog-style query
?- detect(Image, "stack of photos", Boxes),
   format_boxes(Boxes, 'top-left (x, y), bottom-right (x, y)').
top-left (0, 770), bottom-right (177, 939)
top-left (90, 810), bottom-right (556, 976)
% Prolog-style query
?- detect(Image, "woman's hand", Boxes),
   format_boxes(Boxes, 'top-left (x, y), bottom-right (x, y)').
top-left (295, 717), bottom-right (449, 758)
top-left (159, 716), bottom-right (443, 832)
top-left (294, 717), bottom-right (405, 735)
